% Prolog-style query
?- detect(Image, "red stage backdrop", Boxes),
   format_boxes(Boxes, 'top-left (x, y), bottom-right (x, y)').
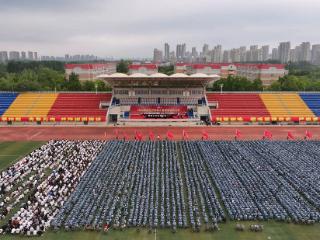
top-left (130, 105), bottom-right (188, 119)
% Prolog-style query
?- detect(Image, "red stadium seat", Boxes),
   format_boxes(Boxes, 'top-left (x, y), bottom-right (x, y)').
top-left (48, 93), bottom-right (112, 120)
top-left (207, 93), bottom-right (271, 120)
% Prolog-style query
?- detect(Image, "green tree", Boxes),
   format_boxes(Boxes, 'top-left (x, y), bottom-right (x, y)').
top-left (158, 65), bottom-right (174, 75)
top-left (211, 75), bottom-right (262, 91)
top-left (65, 72), bottom-right (81, 91)
top-left (82, 81), bottom-right (95, 91)
top-left (116, 59), bottom-right (130, 73)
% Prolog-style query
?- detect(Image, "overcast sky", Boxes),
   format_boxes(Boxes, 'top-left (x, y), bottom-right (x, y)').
top-left (0, 0), bottom-right (319, 58)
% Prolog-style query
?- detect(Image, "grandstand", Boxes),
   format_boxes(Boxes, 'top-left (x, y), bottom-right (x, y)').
top-left (0, 77), bottom-right (320, 125)
top-left (101, 73), bottom-right (215, 124)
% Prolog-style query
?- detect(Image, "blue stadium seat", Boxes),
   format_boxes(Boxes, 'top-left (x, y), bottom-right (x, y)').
top-left (300, 93), bottom-right (320, 116)
top-left (0, 92), bottom-right (19, 116)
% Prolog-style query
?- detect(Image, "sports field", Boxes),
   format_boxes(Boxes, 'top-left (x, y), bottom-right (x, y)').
top-left (0, 141), bottom-right (319, 240)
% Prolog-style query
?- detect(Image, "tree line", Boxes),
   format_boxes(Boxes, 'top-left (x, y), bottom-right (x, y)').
top-left (209, 62), bottom-right (320, 91)
top-left (0, 60), bottom-right (319, 92)
top-left (0, 61), bottom-right (111, 92)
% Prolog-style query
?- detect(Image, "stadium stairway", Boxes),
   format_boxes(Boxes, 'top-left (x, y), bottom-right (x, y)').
top-left (260, 93), bottom-right (315, 118)
top-left (299, 93), bottom-right (320, 116)
top-left (207, 93), bottom-right (271, 119)
top-left (47, 93), bottom-right (112, 118)
top-left (0, 93), bottom-right (19, 116)
top-left (3, 93), bottom-right (58, 118)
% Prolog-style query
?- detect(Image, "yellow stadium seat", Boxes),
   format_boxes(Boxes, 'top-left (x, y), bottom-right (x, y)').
top-left (260, 93), bottom-right (315, 119)
top-left (3, 93), bottom-right (58, 119)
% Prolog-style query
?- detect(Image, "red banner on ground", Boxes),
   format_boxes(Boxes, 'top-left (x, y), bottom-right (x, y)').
top-left (149, 131), bottom-right (155, 141)
top-left (305, 130), bottom-right (313, 139)
top-left (202, 131), bottom-right (209, 140)
top-left (167, 131), bottom-right (174, 140)
top-left (287, 131), bottom-right (295, 140)
top-left (235, 129), bottom-right (241, 139)
top-left (263, 130), bottom-right (273, 139)
top-left (182, 129), bottom-right (189, 140)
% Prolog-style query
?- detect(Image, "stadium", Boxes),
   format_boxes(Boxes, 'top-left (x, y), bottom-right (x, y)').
top-left (0, 72), bottom-right (320, 240)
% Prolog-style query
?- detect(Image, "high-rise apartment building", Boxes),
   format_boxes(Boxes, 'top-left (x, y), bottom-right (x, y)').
top-left (299, 42), bottom-right (311, 62)
top-left (28, 51), bottom-right (34, 60)
top-left (21, 51), bottom-right (26, 60)
top-left (202, 44), bottom-right (209, 56)
top-left (181, 43), bottom-right (186, 59)
top-left (271, 48), bottom-right (278, 60)
top-left (0, 51), bottom-right (8, 62)
top-left (239, 46), bottom-right (247, 62)
top-left (261, 45), bottom-right (270, 61)
top-left (9, 51), bottom-right (20, 60)
top-left (164, 43), bottom-right (170, 61)
top-left (212, 45), bottom-right (222, 63)
top-left (222, 50), bottom-right (231, 63)
top-left (230, 48), bottom-right (240, 62)
top-left (191, 47), bottom-right (198, 59)
top-left (278, 42), bottom-right (291, 63)
top-left (311, 44), bottom-right (320, 65)
top-left (153, 48), bottom-right (163, 63)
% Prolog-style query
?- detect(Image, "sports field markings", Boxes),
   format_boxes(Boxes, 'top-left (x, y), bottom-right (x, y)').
top-left (28, 130), bottom-right (43, 140)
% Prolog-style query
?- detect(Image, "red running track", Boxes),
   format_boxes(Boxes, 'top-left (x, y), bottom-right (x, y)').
top-left (0, 126), bottom-right (319, 141)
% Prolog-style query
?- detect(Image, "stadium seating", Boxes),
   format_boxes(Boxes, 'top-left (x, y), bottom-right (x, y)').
top-left (116, 97), bottom-right (202, 106)
top-left (260, 93), bottom-right (315, 118)
top-left (299, 93), bottom-right (320, 116)
top-left (141, 98), bottom-right (158, 105)
top-left (207, 93), bottom-right (270, 119)
top-left (0, 92), bottom-right (18, 116)
top-left (48, 93), bottom-right (111, 119)
top-left (0, 92), bottom-right (319, 123)
top-left (3, 93), bottom-right (58, 119)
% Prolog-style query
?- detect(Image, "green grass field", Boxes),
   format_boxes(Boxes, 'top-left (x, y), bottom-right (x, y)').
top-left (0, 141), bottom-right (319, 240)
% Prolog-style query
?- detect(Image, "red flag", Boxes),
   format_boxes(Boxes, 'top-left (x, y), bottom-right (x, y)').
top-left (124, 133), bottom-right (129, 141)
top-left (305, 130), bottom-right (313, 139)
top-left (103, 224), bottom-right (110, 232)
top-left (135, 130), bottom-right (143, 141)
top-left (263, 130), bottom-right (272, 139)
top-left (287, 131), bottom-right (295, 140)
top-left (149, 131), bottom-right (155, 141)
top-left (167, 131), bottom-right (174, 140)
top-left (202, 131), bottom-right (209, 140)
top-left (235, 129), bottom-right (241, 139)
top-left (114, 129), bottom-right (119, 139)
top-left (182, 129), bottom-right (189, 140)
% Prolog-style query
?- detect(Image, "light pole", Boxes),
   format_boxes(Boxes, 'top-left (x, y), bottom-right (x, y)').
top-left (220, 83), bottom-right (224, 94)
top-left (95, 83), bottom-right (98, 95)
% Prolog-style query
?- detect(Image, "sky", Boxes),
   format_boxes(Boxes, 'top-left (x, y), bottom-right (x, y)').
top-left (0, 0), bottom-right (320, 58)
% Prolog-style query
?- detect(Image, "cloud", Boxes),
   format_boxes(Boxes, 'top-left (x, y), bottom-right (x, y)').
top-left (0, 0), bottom-right (319, 58)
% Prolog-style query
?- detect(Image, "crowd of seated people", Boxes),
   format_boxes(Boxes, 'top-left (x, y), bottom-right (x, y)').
top-left (1, 139), bottom-right (320, 236)
top-left (198, 141), bottom-right (320, 223)
top-left (52, 141), bottom-right (225, 232)
top-left (0, 140), bottom-right (104, 235)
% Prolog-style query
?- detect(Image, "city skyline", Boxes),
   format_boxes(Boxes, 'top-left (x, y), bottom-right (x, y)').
top-left (1, 0), bottom-right (320, 58)
top-left (154, 41), bottom-right (320, 65)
